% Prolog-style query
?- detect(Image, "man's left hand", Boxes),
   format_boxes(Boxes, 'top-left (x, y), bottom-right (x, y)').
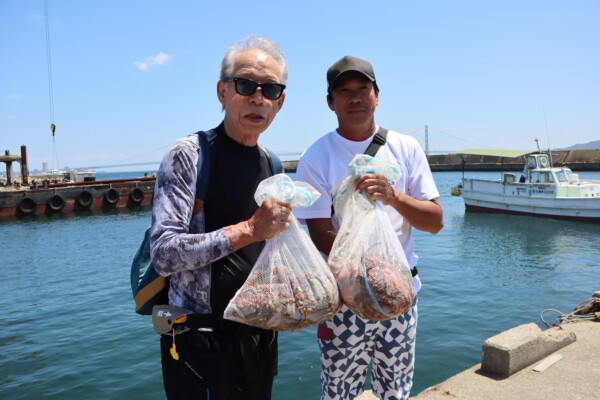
top-left (355, 174), bottom-right (396, 205)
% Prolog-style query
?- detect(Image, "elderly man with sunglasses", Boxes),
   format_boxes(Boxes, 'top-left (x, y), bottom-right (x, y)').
top-left (295, 56), bottom-right (444, 400)
top-left (150, 36), bottom-right (290, 400)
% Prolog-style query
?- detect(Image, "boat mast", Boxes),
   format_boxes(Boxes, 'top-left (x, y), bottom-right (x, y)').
top-left (542, 104), bottom-right (553, 167)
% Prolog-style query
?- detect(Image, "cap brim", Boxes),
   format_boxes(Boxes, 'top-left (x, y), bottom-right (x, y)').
top-left (328, 70), bottom-right (376, 92)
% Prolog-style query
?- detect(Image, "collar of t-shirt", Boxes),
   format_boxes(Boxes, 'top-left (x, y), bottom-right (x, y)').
top-left (333, 125), bottom-right (380, 153)
top-left (213, 120), bottom-right (262, 151)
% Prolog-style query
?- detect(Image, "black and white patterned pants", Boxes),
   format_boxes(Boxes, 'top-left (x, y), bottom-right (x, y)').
top-left (317, 299), bottom-right (418, 400)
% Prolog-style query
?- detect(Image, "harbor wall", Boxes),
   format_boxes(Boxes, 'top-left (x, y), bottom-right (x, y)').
top-left (427, 149), bottom-right (600, 172)
top-left (282, 150), bottom-right (600, 173)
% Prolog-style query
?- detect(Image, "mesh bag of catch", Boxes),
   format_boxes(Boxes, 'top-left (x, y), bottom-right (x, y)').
top-left (329, 154), bottom-right (414, 320)
top-left (224, 174), bottom-right (341, 330)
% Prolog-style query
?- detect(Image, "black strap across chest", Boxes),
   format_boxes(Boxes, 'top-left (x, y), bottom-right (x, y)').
top-left (363, 127), bottom-right (388, 157)
top-left (330, 127), bottom-right (389, 217)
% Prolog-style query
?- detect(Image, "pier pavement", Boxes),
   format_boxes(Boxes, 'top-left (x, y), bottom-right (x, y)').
top-left (357, 320), bottom-right (599, 400)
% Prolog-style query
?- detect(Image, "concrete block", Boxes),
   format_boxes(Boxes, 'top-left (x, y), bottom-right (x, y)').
top-left (481, 323), bottom-right (576, 378)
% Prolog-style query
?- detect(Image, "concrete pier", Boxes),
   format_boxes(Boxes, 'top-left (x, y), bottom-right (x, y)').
top-left (356, 321), bottom-right (599, 400)
top-left (412, 321), bottom-right (599, 399)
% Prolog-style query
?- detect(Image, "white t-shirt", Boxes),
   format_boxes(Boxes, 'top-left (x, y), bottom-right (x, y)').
top-left (294, 126), bottom-right (440, 292)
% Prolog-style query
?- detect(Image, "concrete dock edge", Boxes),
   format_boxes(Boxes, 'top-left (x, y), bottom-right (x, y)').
top-left (411, 321), bottom-right (600, 400)
top-left (481, 322), bottom-right (576, 378)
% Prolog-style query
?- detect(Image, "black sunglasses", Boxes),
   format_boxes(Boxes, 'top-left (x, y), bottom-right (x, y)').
top-left (224, 77), bottom-right (286, 100)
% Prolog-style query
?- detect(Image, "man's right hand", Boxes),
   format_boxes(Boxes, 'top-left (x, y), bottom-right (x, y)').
top-left (248, 198), bottom-right (292, 240)
top-left (224, 198), bottom-right (292, 251)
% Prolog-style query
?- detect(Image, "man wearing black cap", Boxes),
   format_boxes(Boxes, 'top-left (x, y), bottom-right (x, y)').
top-left (295, 56), bottom-right (444, 399)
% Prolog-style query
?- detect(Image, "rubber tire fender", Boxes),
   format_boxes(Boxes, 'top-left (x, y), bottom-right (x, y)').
top-left (76, 190), bottom-right (94, 208)
top-left (47, 194), bottom-right (65, 212)
top-left (18, 196), bottom-right (37, 215)
top-left (129, 187), bottom-right (145, 204)
top-left (104, 187), bottom-right (120, 205)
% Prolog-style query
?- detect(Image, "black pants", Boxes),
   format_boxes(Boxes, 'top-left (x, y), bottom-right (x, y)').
top-left (160, 323), bottom-right (278, 400)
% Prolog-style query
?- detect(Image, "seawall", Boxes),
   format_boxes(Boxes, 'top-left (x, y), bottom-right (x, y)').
top-left (283, 149), bottom-right (600, 173)
top-left (427, 149), bottom-right (600, 172)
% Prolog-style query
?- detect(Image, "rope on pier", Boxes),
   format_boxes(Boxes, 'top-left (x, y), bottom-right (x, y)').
top-left (540, 294), bottom-right (600, 328)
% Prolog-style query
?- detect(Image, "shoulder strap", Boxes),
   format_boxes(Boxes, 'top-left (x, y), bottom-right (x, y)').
top-left (193, 131), bottom-right (213, 214)
top-left (258, 143), bottom-right (284, 175)
top-left (265, 147), bottom-right (284, 174)
top-left (363, 127), bottom-right (388, 157)
top-left (331, 127), bottom-right (389, 217)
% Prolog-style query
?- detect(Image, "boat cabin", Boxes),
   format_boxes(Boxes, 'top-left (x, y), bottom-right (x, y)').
top-left (522, 154), bottom-right (578, 185)
top-left (526, 154), bottom-right (550, 169)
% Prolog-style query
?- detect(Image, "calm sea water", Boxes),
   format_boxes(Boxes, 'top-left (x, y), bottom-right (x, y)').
top-left (1, 170), bottom-right (599, 400)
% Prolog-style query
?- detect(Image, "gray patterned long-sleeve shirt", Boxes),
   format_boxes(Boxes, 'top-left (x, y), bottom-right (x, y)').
top-left (150, 131), bottom-right (231, 314)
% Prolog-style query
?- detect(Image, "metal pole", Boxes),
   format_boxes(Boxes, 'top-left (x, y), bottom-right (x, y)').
top-left (425, 125), bottom-right (429, 156)
top-left (21, 145), bottom-right (29, 185)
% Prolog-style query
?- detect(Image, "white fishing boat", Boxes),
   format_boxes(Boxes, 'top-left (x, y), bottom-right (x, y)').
top-left (452, 148), bottom-right (600, 223)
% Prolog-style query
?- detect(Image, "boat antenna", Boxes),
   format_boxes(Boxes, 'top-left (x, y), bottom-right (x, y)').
top-left (542, 103), bottom-right (553, 166)
top-left (534, 137), bottom-right (541, 153)
top-left (44, 0), bottom-right (59, 171)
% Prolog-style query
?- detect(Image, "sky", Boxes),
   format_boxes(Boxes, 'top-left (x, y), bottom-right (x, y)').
top-left (1, 0), bottom-right (599, 172)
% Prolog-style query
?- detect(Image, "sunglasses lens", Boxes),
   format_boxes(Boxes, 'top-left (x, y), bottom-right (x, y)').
top-left (235, 79), bottom-right (258, 96)
top-left (262, 84), bottom-right (283, 100)
top-left (230, 78), bottom-right (284, 100)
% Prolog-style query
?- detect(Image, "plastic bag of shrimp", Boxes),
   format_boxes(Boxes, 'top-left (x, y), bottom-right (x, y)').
top-left (223, 174), bottom-right (341, 330)
top-left (328, 154), bottom-right (414, 320)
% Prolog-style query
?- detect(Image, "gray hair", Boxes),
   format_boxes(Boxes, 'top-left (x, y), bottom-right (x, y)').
top-left (220, 35), bottom-right (288, 84)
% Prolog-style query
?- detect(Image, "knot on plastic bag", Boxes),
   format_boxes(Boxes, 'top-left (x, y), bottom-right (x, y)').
top-left (254, 173), bottom-right (321, 209)
top-left (348, 154), bottom-right (400, 182)
top-left (333, 155), bottom-right (402, 217)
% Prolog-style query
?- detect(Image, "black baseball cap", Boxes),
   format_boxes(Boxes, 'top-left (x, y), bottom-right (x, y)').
top-left (327, 55), bottom-right (377, 93)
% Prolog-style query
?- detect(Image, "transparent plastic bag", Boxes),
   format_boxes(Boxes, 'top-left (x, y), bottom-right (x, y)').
top-left (329, 155), bottom-right (414, 320)
top-left (224, 174), bottom-right (341, 330)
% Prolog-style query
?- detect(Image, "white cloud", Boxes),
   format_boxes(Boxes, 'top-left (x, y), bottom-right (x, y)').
top-left (133, 51), bottom-right (172, 71)
top-left (8, 93), bottom-right (22, 99)
top-left (1, 115), bottom-right (17, 119)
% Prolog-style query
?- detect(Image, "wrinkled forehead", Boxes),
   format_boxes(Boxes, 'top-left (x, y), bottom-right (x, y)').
top-left (233, 49), bottom-right (281, 82)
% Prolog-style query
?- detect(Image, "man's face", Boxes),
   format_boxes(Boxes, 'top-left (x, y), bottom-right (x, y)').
top-left (217, 49), bottom-right (285, 144)
top-left (327, 71), bottom-right (378, 127)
